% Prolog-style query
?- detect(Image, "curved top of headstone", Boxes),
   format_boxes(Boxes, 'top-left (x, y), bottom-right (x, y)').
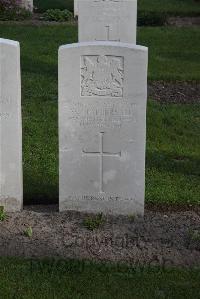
top-left (0, 38), bottom-right (19, 47)
top-left (59, 41), bottom-right (147, 52)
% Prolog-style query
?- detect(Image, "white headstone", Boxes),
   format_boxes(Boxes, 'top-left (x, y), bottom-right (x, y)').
top-left (21, 0), bottom-right (33, 12)
top-left (0, 39), bottom-right (23, 212)
top-left (78, 0), bottom-right (137, 44)
top-left (59, 42), bottom-right (148, 215)
top-left (74, 0), bottom-right (78, 16)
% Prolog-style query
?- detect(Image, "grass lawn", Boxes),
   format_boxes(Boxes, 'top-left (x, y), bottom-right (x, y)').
top-left (138, 0), bottom-right (200, 17)
top-left (0, 24), bottom-right (199, 205)
top-left (34, 0), bottom-right (200, 16)
top-left (0, 257), bottom-right (200, 298)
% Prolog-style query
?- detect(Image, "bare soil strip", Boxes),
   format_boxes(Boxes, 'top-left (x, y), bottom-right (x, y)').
top-left (167, 17), bottom-right (200, 27)
top-left (0, 16), bottom-right (200, 27)
top-left (149, 81), bottom-right (200, 104)
top-left (0, 205), bottom-right (199, 267)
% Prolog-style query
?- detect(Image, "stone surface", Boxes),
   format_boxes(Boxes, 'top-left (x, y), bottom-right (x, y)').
top-left (21, 0), bottom-right (33, 12)
top-left (59, 42), bottom-right (148, 215)
top-left (74, 0), bottom-right (78, 16)
top-left (78, 0), bottom-right (137, 44)
top-left (0, 39), bottom-right (23, 212)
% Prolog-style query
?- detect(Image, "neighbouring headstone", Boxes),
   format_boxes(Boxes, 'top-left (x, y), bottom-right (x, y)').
top-left (0, 39), bottom-right (23, 212)
top-left (21, 0), bottom-right (33, 12)
top-left (74, 0), bottom-right (78, 16)
top-left (78, 0), bottom-right (137, 43)
top-left (59, 42), bottom-right (148, 215)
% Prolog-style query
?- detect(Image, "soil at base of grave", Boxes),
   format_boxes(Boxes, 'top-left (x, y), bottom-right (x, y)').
top-left (148, 81), bottom-right (200, 104)
top-left (167, 17), bottom-right (200, 27)
top-left (0, 205), bottom-right (200, 267)
top-left (1, 15), bottom-right (200, 27)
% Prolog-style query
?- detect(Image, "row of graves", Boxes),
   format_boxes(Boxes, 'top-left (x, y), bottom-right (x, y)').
top-left (0, 0), bottom-right (148, 216)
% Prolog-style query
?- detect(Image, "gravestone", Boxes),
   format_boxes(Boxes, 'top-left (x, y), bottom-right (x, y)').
top-left (78, 0), bottom-right (137, 43)
top-left (0, 39), bottom-right (23, 212)
top-left (59, 42), bottom-right (148, 215)
top-left (21, 0), bottom-right (33, 12)
top-left (74, 0), bottom-right (78, 16)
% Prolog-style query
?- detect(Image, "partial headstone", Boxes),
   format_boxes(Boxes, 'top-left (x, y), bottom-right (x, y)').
top-left (21, 0), bottom-right (33, 12)
top-left (59, 42), bottom-right (148, 215)
top-left (78, 0), bottom-right (137, 44)
top-left (74, 0), bottom-right (78, 16)
top-left (0, 39), bottom-right (23, 212)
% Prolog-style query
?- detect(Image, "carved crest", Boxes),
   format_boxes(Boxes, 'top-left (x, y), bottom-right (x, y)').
top-left (81, 55), bottom-right (124, 97)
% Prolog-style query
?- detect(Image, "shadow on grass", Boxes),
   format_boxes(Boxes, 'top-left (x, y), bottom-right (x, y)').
top-left (23, 150), bottom-right (199, 206)
top-left (22, 56), bottom-right (57, 78)
top-left (23, 179), bottom-right (58, 205)
top-left (146, 150), bottom-right (200, 176)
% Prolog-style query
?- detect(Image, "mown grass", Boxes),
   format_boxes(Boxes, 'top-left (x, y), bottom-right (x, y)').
top-left (0, 257), bottom-right (200, 298)
top-left (146, 101), bottom-right (200, 204)
top-left (138, 27), bottom-right (200, 80)
top-left (138, 0), bottom-right (200, 17)
top-left (0, 24), bottom-right (199, 205)
top-left (34, 0), bottom-right (200, 16)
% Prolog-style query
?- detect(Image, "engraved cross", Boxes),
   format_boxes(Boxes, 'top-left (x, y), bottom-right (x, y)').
top-left (95, 25), bottom-right (120, 42)
top-left (82, 132), bottom-right (121, 193)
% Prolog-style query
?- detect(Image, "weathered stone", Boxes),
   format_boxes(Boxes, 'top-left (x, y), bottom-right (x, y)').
top-left (78, 0), bottom-right (137, 43)
top-left (0, 39), bottom-right (23, 212)
top-left (74, 0), bottom-right (78, 16)
top-left (59, 42), bottom-right (148, 215)
top-left (21, 0), bottom-right (33, 12)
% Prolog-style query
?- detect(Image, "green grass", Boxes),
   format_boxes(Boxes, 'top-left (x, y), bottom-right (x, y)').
top-left (0, 257), bottom-right (199, 298)
top-left (0, 24), bottom-right (199, 205)
top-left (34, 0), bottom-right (200, 16)
top-left (146, 101), bottom-right (200, 204)
top-left (137, 27), bottom-right (200, 80)
top-left (138, 0), bottom-right (200, 17)
top-left (83, 213), bottom-right (105, 231)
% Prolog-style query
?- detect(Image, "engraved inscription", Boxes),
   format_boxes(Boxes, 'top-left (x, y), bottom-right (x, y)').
top-left (82, 132), bottom-right (121, 193)
top-left (0, 112), bottom-right (11, 119)
top-left (95, 25), bottom-right (120, 42)
top-left (68, 195), bottom-right (137, 201)
top-left (0, 97), bottom-right (12, 119)
top-left (68, 102), bottom-right (136, 128)
top-left (0, 96), bottom-right (12, 104)
top-left (81, 55), bottom-right (124, 97)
